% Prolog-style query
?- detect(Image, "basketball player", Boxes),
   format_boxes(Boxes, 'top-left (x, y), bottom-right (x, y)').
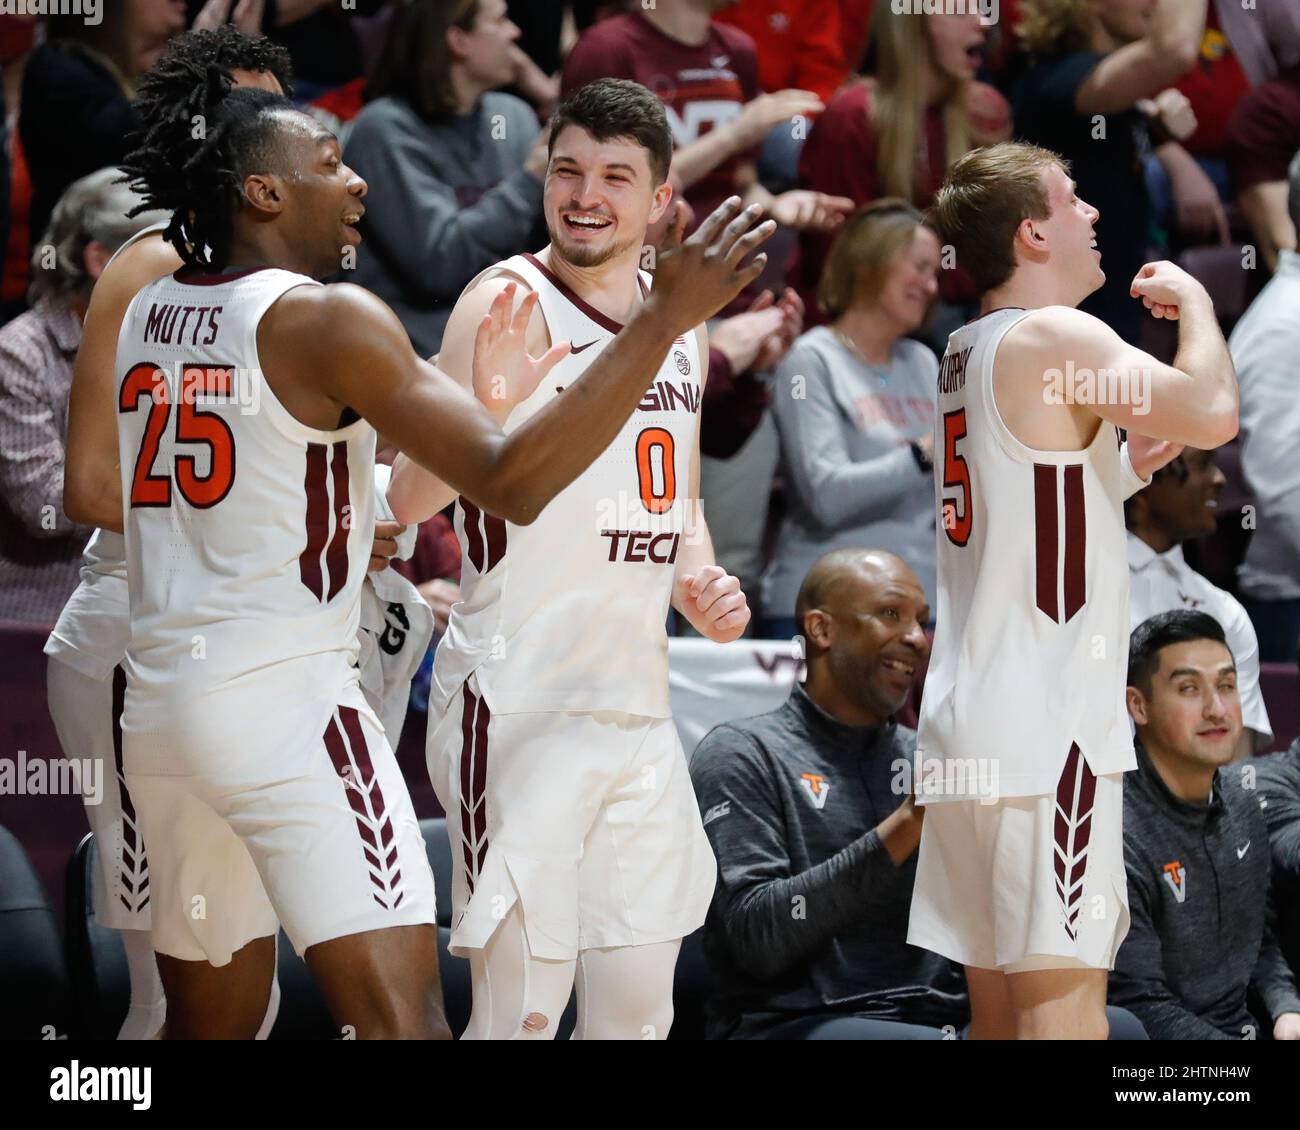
top-left (907, 141), bottom-right (1238, 1039)
top-left (388, 78), bottom-right (764, 1040)
top-left (52, 28), bottom-right (297, 1041)
top-left (93, 63), bottom-right (768, 1039)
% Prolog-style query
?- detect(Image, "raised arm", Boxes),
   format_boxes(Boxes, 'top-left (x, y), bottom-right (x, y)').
top-left (1074, 0), bottom-right (1206, 116)
top-left (303, 199), bottom-right (775, 526)
top-left (1002, 265), bottom-right (1237, 452)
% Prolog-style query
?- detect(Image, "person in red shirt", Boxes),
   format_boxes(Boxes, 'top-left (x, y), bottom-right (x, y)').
top-left (713, 0), bottom-right (847, 104)
top-left (796, 4), bottom-right (1010, 326)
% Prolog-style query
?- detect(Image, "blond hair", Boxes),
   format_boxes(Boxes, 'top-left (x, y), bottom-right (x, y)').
top-left (931, 141), bottom-right (1068, 294)
top-left (868, 4), bottom-right (973, 203)
top-left (1016, 0), bottom-right (1094, 58)
top-left (818, 198), bottom-right (931, 320)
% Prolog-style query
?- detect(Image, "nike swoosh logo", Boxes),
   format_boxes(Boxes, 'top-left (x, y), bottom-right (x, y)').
top-left (571, 340), bottom-right (599, 354)
top-left (1237, 841), bottom-right (1250, 859)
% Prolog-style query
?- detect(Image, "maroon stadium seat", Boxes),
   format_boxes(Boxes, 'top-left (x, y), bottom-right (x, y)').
top-left (1259, 663), bottom-right (1299, 755)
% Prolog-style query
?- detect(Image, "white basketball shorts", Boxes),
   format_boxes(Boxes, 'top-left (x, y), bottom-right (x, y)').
top-left (908, 745), bottom-right (1130, 972)
top-left (123, 698), bottom-right (437, 966)
top-left (427, 673), bottom-right (717, 961)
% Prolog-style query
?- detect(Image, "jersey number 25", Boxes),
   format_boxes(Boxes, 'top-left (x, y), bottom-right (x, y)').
top-left (120, 364), bottom-right (236, 509)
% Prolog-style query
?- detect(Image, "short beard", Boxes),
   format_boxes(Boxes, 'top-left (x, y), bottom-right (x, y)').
top-left (547, 222), bottom-right (638, 270)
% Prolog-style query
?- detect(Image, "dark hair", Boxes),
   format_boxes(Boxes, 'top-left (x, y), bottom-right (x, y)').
top-left (1288, 147), bottom-right (1300, 231)
top-left (1128, 610), bottom-right (1231, 695)
top-left (143, 26), bottom-right (295, 99)
top-left (547, 79), bottom-right (673, 186)
top-left (123, 71), bottom-right (296, 270)
top-left (365, 0), bottom-right (480, 123)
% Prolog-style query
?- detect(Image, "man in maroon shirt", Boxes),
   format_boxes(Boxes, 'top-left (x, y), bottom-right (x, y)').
top-left (1228, 64), bottom-right (1300, 273)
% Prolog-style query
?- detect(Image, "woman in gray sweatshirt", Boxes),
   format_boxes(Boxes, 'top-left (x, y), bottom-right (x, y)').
top-left (761, 200), bottom-right (942, 636)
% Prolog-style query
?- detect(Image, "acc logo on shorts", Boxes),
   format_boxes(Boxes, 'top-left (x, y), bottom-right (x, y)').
top-left (674, 350), bottom-right (691, 376)
top-left (799, 772), bottom-right (831, 810)
top-left (1161, 860), bottom-right (1187, 903)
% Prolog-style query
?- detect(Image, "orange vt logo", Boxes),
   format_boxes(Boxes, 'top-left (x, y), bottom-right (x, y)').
top-left (799, 772), bottom-right (831, 810)
top-left (1161, 860), bottom-right (1187, 903)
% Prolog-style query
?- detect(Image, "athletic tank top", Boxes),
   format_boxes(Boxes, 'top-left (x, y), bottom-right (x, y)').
top-left (116, 265), bottom-right (376, 746)
top-left (432, 252), bottom-right (703, 718)
top-left (916, 308), bottom-right (1136, 801)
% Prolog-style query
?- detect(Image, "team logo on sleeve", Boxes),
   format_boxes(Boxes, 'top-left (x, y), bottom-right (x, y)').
top-left (1161, 860), bottom-right (1187, 903)
top-left (799, 772), bottom-right (831, 810)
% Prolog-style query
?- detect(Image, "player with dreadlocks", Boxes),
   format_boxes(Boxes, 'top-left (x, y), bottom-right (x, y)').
top-left (79, 26), bottom-right (772, 1038)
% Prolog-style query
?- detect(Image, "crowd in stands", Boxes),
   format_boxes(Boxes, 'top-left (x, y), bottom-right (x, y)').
top-left (1, 0), bottom-right (1298, 1040)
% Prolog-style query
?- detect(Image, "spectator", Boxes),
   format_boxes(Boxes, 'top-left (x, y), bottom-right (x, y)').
top-left (1255, 650), bottom-right (1300, 981)
top-left (1215, 0), bottom-right (1300, 87)
top-left (20, 2), bottom-right (187, 254)
top-left (690, 549), bottom-right (969, 1039)
top-left (1125, 448), bottom-right (1273, 755)
top-left (1110, 610), bottom-right (1300, 1040)
top-left (1227, 64), bottom-right (1300, 273)
top-left (344, 0), bottom-right (548, 358)
top-left (796, 3), bottom-right (1010, 332)
top-left (762, 200), bottom-right (940, 637)
top-left (186, 0), bottom-right (393, 99)
top-left (713, 0), bottom-right (847, 189)
top-left (1012, 0), bottom-right (1206, 344)
top-left (562, 0), bottom-right (853, 240)
top-left (0, 168), bottom-right (166, 623)
top-left (1227, 151), bottom-right (1300, 662)
top-left (0, 14), bottom-right (38, 326)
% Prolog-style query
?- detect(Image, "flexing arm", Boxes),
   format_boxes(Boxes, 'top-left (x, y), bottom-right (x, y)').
top-left (1074, 0), bottom-right (1206, 116)
top-left (1002, 266), bottom-right (1237, 451)
top-left (63, 235), bottom-right (183, 532)
top-left (302, 200), bottom-right (775, 526)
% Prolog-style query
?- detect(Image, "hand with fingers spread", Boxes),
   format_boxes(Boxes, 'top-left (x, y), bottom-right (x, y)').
top-left (768, 190), bottom-right (856, 233)
top-left (470, 283), bottom-right (572, 420)
top-left (732, 89), bottom-right (825, 150)
top-left (646, 196), bottom-right (778, 334)
top-left (676, 565), bottom-right (751, 643)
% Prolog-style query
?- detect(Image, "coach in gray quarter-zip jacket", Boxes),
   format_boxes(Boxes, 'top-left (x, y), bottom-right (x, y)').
top-left (1110, 610), bottom-right (1300, 1040)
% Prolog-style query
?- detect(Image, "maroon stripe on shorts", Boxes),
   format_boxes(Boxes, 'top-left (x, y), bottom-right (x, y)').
top-left (1053, 743), bottom-right (1096, 939)
top-left (460, 496), bottom-right (485, 571)
top-left (484, 515), bottom-right (507, 571)
top-left (458, 683), bottom-right (491, 895)
top-left (111, 665), bottom-right (148, 912)
top-left (1033, 464), bottom-right (1059, 622)
top-left (300, 444), bottom-right (330, 599)
top-left (324, 443), bottom-right (351, 601)
top-left (1062, 464), bottom-right (1087, 622)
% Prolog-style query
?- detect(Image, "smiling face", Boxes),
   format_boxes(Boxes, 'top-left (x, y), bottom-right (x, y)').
top-left (1128, 638), bottom-right (1242, 770)
top-left (806, 554), bottom-right (931, 722)
top-left (927, 10), bottom-right (986, 83)
top-left (244, 112), bottom-right (368, 279)
top-left (544, 124), bottom-right (671, 270)
top-left (1139, 449), bottom-right (1227, 543)
top-left (872, 224), bottom-right (941, 333)
top-left (1026, 162), bottom-right (1104, 300)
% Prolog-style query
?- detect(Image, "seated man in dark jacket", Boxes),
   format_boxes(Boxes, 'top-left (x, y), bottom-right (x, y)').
top-left (1255, 647), bottom-right (1300, 982)
top-left (1111, 610), bottom-right (1300, 1039)
top-left (689, 548), bottom-right (967, 1039)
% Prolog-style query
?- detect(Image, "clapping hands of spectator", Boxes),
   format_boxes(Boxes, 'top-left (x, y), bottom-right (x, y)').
top-left (749, 287), bottom-right (804, 372)
top-left (1139, 88), bottom-right (1198, 142)
top-left (710, 288), bottom-right (805, 376)
top-left (731, 89), bottom-right (825, 150)
top-left (767, 189), bottom-right (856, 233)
top-left (193, 0), bottom-right (264, 34)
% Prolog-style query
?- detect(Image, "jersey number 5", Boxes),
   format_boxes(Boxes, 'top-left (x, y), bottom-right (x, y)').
top-left (120, 364), bottom-right (237, 509)
top-left (942, 408), bottom-right (972, 546)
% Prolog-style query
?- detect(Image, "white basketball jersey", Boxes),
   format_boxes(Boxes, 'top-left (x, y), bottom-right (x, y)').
top-left (916, 308), bottom-right (1136, 801)
top-left (432, 253), bottom-right (702, 718)
top-left (116, 266), bottom-right (376, 754)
